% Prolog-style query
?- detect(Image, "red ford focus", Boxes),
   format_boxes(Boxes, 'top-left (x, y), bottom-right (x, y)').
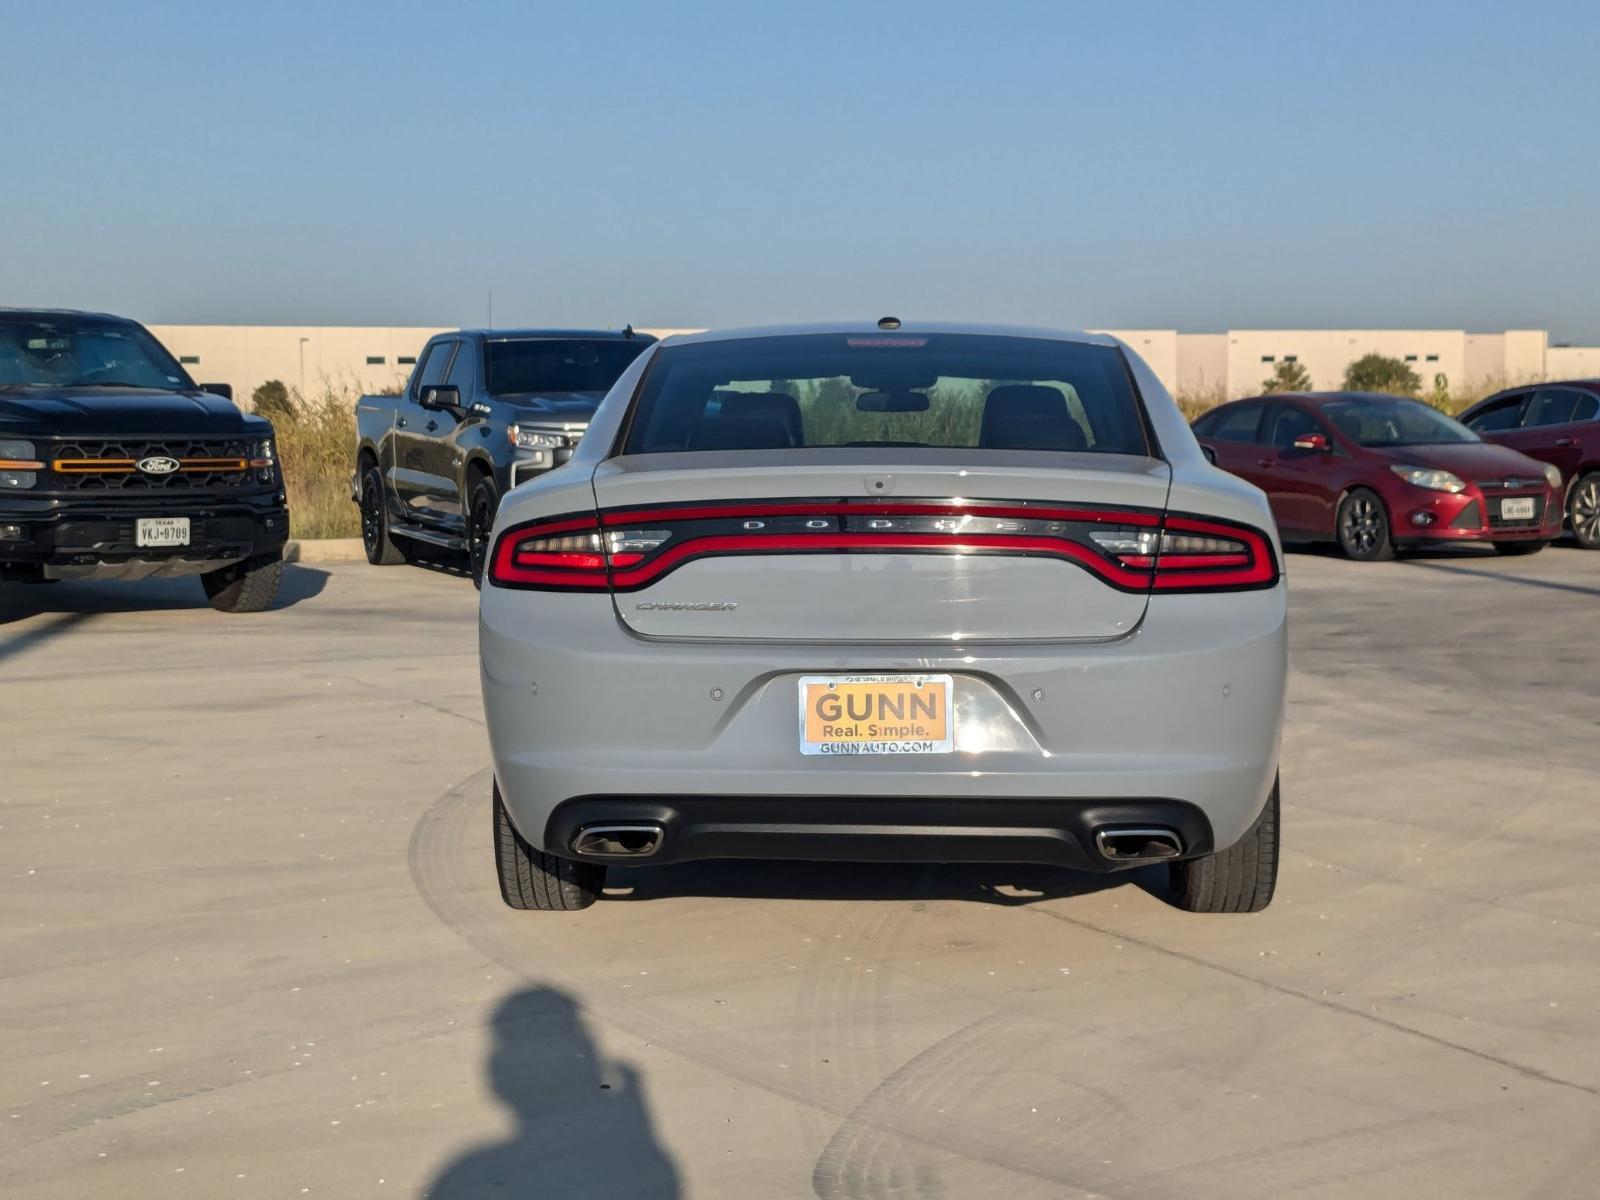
top-left (1192, 391), bottom-right (1562, 560)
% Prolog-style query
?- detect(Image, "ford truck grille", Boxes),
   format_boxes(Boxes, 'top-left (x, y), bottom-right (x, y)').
top-left (47, 439), bottom-right (256, 491)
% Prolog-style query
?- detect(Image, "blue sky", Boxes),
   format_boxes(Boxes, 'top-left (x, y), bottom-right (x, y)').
top-left (5, 0), bottom-right (1599, 338)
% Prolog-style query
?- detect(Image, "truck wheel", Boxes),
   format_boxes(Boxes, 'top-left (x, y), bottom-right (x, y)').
top-left (467, 475), bottom-right (500, 590)
top-left (360, 464), bottom-right (409, 565)
top-left (1170, 775), bottom-right (1279, 913)
top-left (494, 781), bottom-right (602, 911)
top-left (200, 551), bottom-right (283, 613)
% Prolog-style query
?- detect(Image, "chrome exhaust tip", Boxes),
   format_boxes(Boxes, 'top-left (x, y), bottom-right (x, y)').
top-left (1094, 826), bottom-right (1184, 865)
top-left (571, 824), bottom-right (664, 858)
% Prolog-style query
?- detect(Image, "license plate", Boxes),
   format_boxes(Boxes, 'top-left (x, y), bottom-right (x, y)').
top-left (1500, 497), bottom-right (1536, 521)
top-left (798, 674), bottom-right (954, 756)
top-left (136, 517), bottom-right (190, 548)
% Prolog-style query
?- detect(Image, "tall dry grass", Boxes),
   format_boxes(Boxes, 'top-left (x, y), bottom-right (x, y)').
top-left (1173, 381), bottom-right (1227, 422)
top-left (253, 386), bottom-right (362, 539)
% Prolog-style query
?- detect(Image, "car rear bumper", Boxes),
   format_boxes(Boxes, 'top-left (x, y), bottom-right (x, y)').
top-left (544, 794), bottom-right (1216, 871)
top-left (481, 585), bottom-right (1287, 862)
top-left (0, 493), bottom-right (288, 580)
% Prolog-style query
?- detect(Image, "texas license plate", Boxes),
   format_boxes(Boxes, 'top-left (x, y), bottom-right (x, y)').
top-left (1500, 497), bottom-right (1536, 521)
top-left (798, 674), bottom-right (954, 756)
top-left (136, 517), bottom-right (191, 547)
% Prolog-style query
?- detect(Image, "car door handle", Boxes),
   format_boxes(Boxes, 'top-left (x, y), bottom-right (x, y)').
top-left (426, 420), bottom-right (439, 433)
top-left (1555, 437), bottom-right (1576, 446)
top-left (395, 416), bottom-right (407, 428)
top-left (1257, 457), bottom-right (1274, 467)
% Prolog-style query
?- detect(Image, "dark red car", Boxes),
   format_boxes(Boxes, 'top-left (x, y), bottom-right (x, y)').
top-left (1192, 391), bottom-right (1562, 561)
top-left (1457, 380), bottom-right (1600, 549)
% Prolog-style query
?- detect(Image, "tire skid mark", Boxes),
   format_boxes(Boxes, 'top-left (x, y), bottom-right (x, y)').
top-left (1025, 906), bottom-right (1600, 1099)
top-left (812, 1014), bottom-right (1007, 1200)
top-left (811, 1011), bottom-right (1175, 1200)
top-left (407, 770), bottom-right (1151, 1196)
top-left (794, 873), bottom-right (939, 1187)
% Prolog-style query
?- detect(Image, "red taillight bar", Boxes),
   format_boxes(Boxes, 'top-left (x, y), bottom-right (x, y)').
top-left (487, 501), bottom-right (1278, 593)
top-left (1151, 516), bottom-right (1277, 591)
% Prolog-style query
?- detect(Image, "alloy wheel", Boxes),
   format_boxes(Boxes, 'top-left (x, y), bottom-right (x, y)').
top-left (1341, 495), bottom-right (1384, 556)
top-left (469, 489), bottom-right (495, 582)
top-left (360, 476), bottom-right (383, 555)
top-left (1573, 477), bottom-right (1600, 547)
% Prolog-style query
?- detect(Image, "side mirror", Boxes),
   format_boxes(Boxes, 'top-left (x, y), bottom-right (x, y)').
top-left (418, 384), bottom-right (460, 411)
top-left (200, 382), bottom-right (233, 401)
top-left (1292, 433), bottom-right (1330, 452)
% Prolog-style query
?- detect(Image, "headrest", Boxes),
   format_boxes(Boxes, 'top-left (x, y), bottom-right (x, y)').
top-left (712, 390), bottom-right (803, 444)
top-left (687, 414), bottom-right (794, 451)
top-left (980, 385), bottom-right (1088, 451)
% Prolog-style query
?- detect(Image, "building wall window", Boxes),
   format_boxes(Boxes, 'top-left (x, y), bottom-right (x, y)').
top-left (1283, 355), bottom-right (1298, 363)
top-left (1425, 354), bottom-right (1439, 362)
top-left (179, 355), bottom-right (200, 364)
top-left (366, 355), bottom-right (386, 365)
top-left (1404, 354), bottom-right (1419, 362)
top-left (1260, 355), bottom-right (1275, 363)
top-left (398, 356), bottom-right (417, 365)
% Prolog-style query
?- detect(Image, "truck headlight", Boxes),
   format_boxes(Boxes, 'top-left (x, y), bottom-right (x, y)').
top-left (0, 438), bottom-right (41, 489)
top-left (508, 425), bottom-right (565, 450)
top-left (1390, 465), bottom-right (1465, 493)
top-left (250, 437), bottom-right (278, 483)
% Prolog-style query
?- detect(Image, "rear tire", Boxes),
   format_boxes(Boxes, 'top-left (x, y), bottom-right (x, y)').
top-left (360, 462), bottom-right (409, 566)
top-left (1170, 775), bottom-right (1279, 913)
top-left (1568, 471), bottom-right (1600, 549)
top-left (1493, 540), bottom-right (1547, 556)
top-left (200, 551), bottom-right (283, 613)
top-left (466, 474), bottom-right (500, 590)
top-left (1336, 488), bottom-right (1394, 561)
top-left (494, 781), bottom-right (603, 911)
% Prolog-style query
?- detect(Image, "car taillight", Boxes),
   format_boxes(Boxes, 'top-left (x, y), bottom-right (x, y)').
top-left (488, 503), bottom-right (1277, 593)
top-left (488, 518), bottom-right (670, 589)
top-left (1090, 517), bottom-right (1275, 591)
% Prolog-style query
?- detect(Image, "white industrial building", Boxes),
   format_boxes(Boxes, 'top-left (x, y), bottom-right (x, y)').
top-left (146, 323), bottom-right (1600, 404)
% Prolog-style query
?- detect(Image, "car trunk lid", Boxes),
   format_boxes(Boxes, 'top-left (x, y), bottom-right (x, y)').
top-left (588, 448), bottom-right (1173, 643)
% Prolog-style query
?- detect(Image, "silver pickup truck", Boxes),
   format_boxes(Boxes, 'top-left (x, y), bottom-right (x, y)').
top-left (352, 327), bottom-right (654, 585)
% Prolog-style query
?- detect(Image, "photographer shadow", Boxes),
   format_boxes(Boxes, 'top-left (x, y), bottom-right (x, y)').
top-left (424, 986), bottom-right (679, 1199)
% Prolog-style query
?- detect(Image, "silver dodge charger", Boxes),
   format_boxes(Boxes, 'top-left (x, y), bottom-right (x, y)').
top-left (479, 322), bottom-right (1286, 913)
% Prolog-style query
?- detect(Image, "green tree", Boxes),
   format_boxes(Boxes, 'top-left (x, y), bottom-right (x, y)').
top-left (1343, 354), bottom-right (1420, 397)
top-left (1260, 360), bottom-right (1313, 394)
top-left (250, 379), bottom-right (297, 422)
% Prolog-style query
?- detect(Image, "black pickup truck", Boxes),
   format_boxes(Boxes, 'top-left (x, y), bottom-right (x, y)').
top-left (353, 327), bottom-right (654, 584)
top-left (0, 309), bottom-right (287, 611)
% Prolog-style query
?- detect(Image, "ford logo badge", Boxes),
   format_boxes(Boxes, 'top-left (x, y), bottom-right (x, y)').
top-left (136, 455), bottom-right (181, 475)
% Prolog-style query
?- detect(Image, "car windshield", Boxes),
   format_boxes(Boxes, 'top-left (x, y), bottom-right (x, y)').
top-left (622, 333), bottom-right (1149, 456)
top-left (1321, 396), bottom-right (1480, 447)
top-left (485, 338), bottom-right (649, 396)
top-left (0, 317), bottom-right (193, 390)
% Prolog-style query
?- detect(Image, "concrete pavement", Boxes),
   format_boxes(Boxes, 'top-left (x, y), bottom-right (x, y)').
top-left (3, 547), bottom-right (1597, 1198)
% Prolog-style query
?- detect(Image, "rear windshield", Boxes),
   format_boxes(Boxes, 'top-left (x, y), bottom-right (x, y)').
top-left (486, 338), bottom-right (649, 396)
top-left (0, 317), bottom-right (193, 391)
top-left (621, 333), bottom-right (1149, 456)
top-left (1322, 396), bottom-right (1479, 447)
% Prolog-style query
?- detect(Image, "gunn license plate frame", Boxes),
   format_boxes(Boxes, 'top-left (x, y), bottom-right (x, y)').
top-left (797, 674), bottom-right (955, 756)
